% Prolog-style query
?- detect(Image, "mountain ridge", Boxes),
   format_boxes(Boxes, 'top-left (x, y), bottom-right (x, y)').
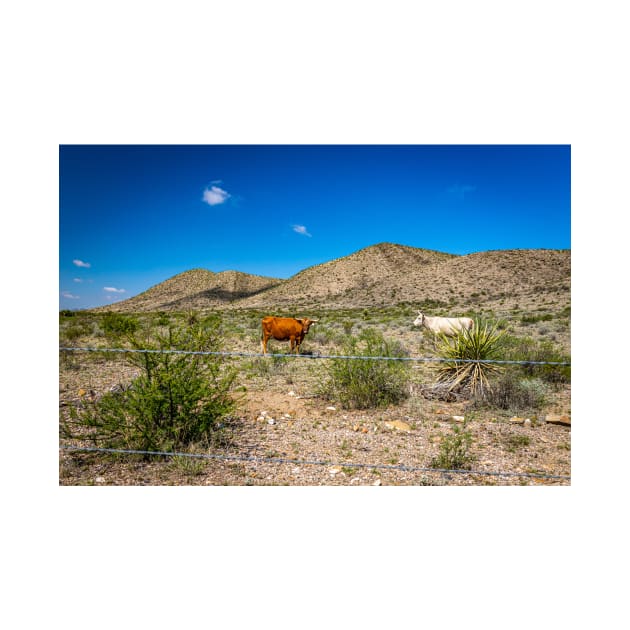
top-left (90, 242), bottom-right (570, 314)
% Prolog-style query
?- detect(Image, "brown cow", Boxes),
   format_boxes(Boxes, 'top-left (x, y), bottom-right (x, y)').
top-left (261, 316), bottom-right (318, 354)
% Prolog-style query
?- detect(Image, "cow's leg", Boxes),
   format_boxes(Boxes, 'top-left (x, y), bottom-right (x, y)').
top-left (261, 335), bottom-right (267, 355)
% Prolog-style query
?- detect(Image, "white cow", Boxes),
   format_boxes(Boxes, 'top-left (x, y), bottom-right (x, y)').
top-left (413, 311), bottom-right (474, 336)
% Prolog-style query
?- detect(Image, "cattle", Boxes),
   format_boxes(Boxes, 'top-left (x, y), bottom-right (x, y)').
top-left (413, 311), bottom-right (474, 336)
top-left (261, 316), bottom-right (318, 354)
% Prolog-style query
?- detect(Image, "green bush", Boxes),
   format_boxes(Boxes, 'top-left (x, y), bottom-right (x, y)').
top-left (504, 434), bottom-right (531, 453)
top-left (62, 319), bottom-right (240, 454)
top-left (61, 321), bottom-right (92, 343)
top-left (471, 372), bottom-right (549, 412)
top-left (101, 312), bottom-right (139, 338)
top-left (431, 425), bottom-right (475, 470)
top-left (521, 313), bottom-right (553, 324)
top-left (319, 328), bottom-right (410, 409)
top-left (501, 335), bottom-right (571, 384)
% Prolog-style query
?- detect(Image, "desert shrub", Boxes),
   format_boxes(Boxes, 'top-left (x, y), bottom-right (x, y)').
top-left (186, 310), bottom-right (200, 325)
top-left (168, 455), bottom-right (207, 476)
top-left (245, 353), bottom-right (290, 377)
top-left (309, 327), bottom-right (333, 347)
top-left (501, 335), bottom-right (571, 384)
top-left (434, 319), bottom-right (507, 396)
top-left (101, 312), bottom-right (139, 338)
top-left (61, 320), bottom-right (92, 343)
top-left (62, 326), bottom-right (83, 343)
top-left (62, 319), bottom-right (240, 454)
top-left (521, 313), bottom-right (553, 324)
top-left (319, 328), bottom-right (410, 409)
top-left (431, 424), bottom-right (475, 470)
top-left (504, 434), bottom-right (531, 453)
top-left (419, 298), bottom-right (448, 311)
top-left (471, 371), bottom-right (549, 412)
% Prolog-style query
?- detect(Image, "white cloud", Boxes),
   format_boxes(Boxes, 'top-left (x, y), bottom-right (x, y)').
top-left (292, 224), bottom-right (312, 237)
top-left (73, 278), bottom-right (83, 283)
top-left (73, 259), bottom-right (91, 268)
top-left (61, 291), bottom-right (79, 299)
top-left (103, 287), bottom-right (126, 293)
top-left (202, 185), bottom-right (231, 206)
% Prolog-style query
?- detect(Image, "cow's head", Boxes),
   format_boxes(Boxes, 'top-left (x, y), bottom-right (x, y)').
top-left (297, 317), bottom-right (318, 332)
top-left (413, 311), bottom-right (425, 327)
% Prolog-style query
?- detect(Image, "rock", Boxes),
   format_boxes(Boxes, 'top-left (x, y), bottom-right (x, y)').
top-left (450, 415), bottom-right (465, 423)
top-left (94, 476), bottom-right (105, 484)
top-left (288, 391), bottom-right (296, 397)
top-left (372, 479), bottom-right (382, 486)
top-left (329, 466), bottom-right (342, 476)
top-left (326, 406), bottom-right (336, 412)
top-left (510, 416), bottom-right (526, 424)
top-left (545, 414), bottom-right (571, 426)
top-left (267, 418), bottom-right (275, 425)
top-left (384, 420), bottom-right (412, 433)
top-left (523, 418), bottom-right (532, 427)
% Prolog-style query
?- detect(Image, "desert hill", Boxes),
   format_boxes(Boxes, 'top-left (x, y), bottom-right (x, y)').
top-left (91, 243), bottom-right (570, 315)
top-left (236, 243), bottom-right (455, 309)
top-left (93, 268), bottom-right (282, 313)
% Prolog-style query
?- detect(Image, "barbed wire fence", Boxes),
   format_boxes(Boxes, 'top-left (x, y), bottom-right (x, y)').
top-left (59, 346), bottom-right (571, 483)
top-left (60, 346), bottom-right (571, 365)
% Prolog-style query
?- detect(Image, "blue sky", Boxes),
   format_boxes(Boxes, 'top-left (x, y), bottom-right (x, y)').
top-left (59, 145), bottom-right (570, 310)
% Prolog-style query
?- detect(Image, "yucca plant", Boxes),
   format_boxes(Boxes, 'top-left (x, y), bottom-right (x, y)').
top-left (434, 319), bottom-right (507, 396)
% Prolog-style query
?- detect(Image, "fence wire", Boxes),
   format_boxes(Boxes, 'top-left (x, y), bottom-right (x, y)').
top-left (59, 346), bottom-right (570, 484)
top-left (59, 445), bottom-right (570, 481)
top-left (59, 346), bottom-right (571, 366)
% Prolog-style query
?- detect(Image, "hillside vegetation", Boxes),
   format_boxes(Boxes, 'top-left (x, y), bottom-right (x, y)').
top-left (93, 268), bottom-right (282, 312)
top-left (90, 242), bottom-right (570, 316)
